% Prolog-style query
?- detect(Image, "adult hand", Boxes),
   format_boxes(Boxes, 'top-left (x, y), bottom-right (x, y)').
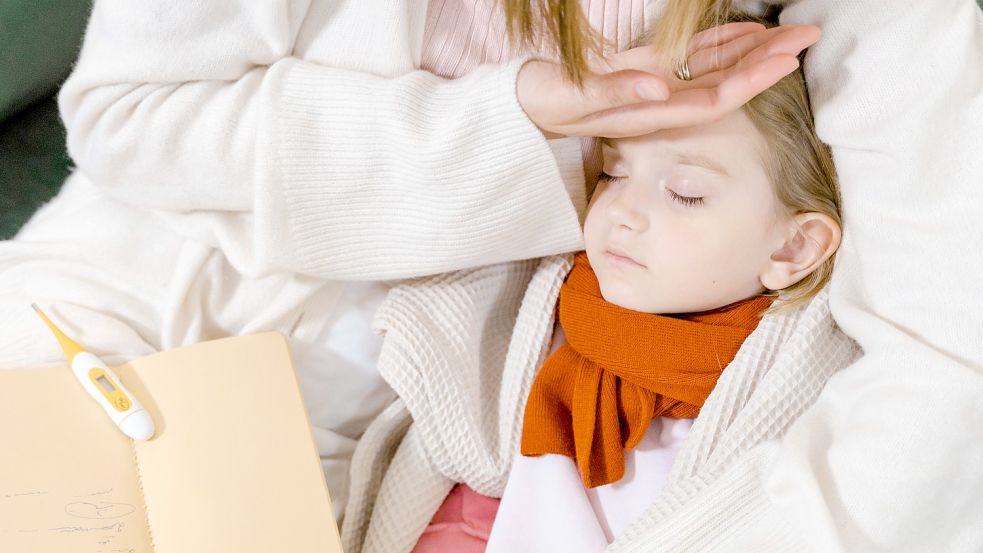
top-left (517, 22), bottom-right (821, 139)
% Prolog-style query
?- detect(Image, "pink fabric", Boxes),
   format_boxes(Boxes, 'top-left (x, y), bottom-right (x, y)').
top-left (419, 0), bottom-right (645, 196)
top-left (411, 484), bottom-right (501, 553)
top-left (414, 3), bottom-right (646, 550)
top-left (420, 0), bottom-right (644, 78)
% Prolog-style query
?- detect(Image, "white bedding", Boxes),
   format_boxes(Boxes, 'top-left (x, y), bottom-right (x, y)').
top-left (291, 281), bottom-right (394, 521)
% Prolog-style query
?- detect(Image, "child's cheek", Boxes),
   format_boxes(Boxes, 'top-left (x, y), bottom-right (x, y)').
top-left (654, 212), bottom-right (704, 254)
top-left (582, 193), bottom-right (612, 245)
top-left (650, 221), bottom-right (716, 286)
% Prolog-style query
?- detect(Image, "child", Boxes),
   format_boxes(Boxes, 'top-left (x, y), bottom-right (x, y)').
top-left (490, 60), bottom-right (841, 550)
top-left (412, 38), bottom-right (842, 553)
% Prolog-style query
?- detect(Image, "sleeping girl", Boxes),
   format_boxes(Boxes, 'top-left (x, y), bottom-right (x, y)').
top-left (411, 25), bottom-right (844, 553)
top-left (486, 43), bottom-right (843, 552)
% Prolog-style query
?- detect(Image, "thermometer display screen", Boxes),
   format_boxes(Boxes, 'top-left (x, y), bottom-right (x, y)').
top-left (96, 375), bottom-right (117, 394)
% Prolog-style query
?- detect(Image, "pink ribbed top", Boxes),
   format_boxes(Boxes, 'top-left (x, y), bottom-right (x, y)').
top-left (420, 0), bottom-right (646, 185)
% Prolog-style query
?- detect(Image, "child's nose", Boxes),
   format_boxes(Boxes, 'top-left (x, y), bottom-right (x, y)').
top-left (605, 185), bottom-right (649, 233)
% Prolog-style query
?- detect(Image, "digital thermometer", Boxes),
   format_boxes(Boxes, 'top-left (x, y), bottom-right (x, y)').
top-left (32, 303), bottom-right (155, 441)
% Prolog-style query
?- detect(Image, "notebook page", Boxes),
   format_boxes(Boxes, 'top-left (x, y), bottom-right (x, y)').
top-left (123, 332), bottom-right (341, 553)
top-left (0, 366), bottom-right (152, 552)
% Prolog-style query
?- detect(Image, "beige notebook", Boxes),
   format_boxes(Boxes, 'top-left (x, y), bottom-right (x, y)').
top-left (0, 332), bottom-right (343, 553)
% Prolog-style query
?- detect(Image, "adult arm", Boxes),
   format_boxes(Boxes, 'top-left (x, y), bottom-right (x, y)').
top-left (59, 0), bottom-right (587, 280)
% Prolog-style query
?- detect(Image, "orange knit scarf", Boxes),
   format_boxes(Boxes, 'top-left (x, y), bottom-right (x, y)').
top-left (520, 252), bottom-right (773, 488)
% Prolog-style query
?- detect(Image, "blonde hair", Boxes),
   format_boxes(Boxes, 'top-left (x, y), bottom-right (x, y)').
top-left (648, 0), bottom-right (732, 69)
top-left (744, 67), bottom-right (841, 312)
top-left (501, 0), bottom-right (603, 86)
top-left (502, 0), bottom-right (731, 84)
top-left (501, 2), bottom-right (841, 310)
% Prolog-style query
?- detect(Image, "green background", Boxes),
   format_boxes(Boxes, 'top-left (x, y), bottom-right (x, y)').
top-left (0, 0), bottom-right (91, 239)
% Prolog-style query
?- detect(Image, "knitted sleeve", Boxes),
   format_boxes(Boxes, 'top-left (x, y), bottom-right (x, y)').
top-left (614, 1), bottom-right (983, 551)
top-left (58, 1), bottom-right (586, 280)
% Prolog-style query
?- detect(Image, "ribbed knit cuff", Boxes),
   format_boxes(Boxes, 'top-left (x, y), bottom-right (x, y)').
top-left (259, 56), bottom-right (586, 280)
top-left (547, 136), bottom-right (588, 223)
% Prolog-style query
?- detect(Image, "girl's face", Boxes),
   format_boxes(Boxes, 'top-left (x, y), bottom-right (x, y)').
top-left (584, 111), bottom-right (788, 314)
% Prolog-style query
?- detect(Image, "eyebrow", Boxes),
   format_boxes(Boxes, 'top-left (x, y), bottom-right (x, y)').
top-left (599, 139), bottom-right (732, 178)
top-left (674, 153), bottom-right (732, 178)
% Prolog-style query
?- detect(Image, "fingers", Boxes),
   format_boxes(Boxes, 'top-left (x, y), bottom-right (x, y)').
top-left (657, 55), bottom-right (800, 131)
top-left (517, 58), bottom-right (674, 139)
top-left (682, 26), bottom-right (819, 90)
top-left (566, 55), bottom-right (800, 138)
top-left (698, 54), bottom-right (801, 119)
top-left (602, 23), bottom-right (761, 75)
top-left (603, 23), bottom-right (819, 85)
top-left (686, 22), bottom-right (766, 56)
top-left (687, 24), bottom-right (820, 78)
top-left (673, 55), bottom-right (802, 129)
top-left (578, 69), bottom-right (671, 112)
top-left (544, 22), bottom-right (819, 138)
top-left (601, 45), bottom-right (667, 74)
top-left (688, 25), bottom-right (790, 77)
top-left (602, 22), bottom-right (765, 74)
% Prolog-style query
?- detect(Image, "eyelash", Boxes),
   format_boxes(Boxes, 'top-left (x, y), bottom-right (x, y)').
top-left (667, 189), bottom-right (705, 207)
top-left (598, 173), bottom-right (705, 207)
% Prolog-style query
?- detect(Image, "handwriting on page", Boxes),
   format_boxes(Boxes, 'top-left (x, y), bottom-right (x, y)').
top-left (0, 486), bottom-right (145, 553)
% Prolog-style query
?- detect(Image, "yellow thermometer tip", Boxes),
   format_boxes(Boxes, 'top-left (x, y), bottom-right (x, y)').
top-left (31, 303), bottom-right (86, 364)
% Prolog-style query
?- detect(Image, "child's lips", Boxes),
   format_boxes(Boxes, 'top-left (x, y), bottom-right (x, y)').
top-left (604, 247), bottom-right (646, 268)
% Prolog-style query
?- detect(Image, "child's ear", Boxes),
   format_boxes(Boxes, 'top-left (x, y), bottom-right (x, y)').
top-left (760, 212), bottom-right (841, 291)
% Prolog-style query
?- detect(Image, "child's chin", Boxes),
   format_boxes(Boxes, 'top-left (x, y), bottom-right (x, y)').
top-left (598, 283), bottom-right (660, 314)
top-left (598, 281), bottom-right (702, 315)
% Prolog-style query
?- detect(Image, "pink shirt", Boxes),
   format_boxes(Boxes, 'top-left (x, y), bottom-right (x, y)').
top-left (419, 0), bottom-right (646, 187)
top-left (421, 0), bottom-right (645, 78)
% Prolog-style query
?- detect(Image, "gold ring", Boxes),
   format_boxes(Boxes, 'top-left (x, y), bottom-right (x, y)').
top-left (673, 59), bottom-right (692, 81)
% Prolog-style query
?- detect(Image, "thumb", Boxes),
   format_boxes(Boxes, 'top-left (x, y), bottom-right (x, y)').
top-left (579, 70), bottom-right (670, 113)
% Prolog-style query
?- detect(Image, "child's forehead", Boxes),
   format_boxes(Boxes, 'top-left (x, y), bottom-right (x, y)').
top-left (601, 112), bottom-right (766, 170)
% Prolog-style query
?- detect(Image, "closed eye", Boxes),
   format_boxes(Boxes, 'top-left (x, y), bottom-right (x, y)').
top-left (598, 172), bottom-right (627, 184)
top-left (601, 173), bottom-right (702, 206)
top-left (667, 189), bottom-right (704, 207)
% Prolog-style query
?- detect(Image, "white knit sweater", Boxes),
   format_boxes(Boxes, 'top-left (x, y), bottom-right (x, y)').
top-left (343, 1), bottom-right (983, 552)
top-left (56, 1), bottom-right (588, 282)
top-left (0, 0), bottom-right (585, 527)
top-left (9, 0), bottom-right (981, 552)
top-left (2, 0), bottom-right (590, 368)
